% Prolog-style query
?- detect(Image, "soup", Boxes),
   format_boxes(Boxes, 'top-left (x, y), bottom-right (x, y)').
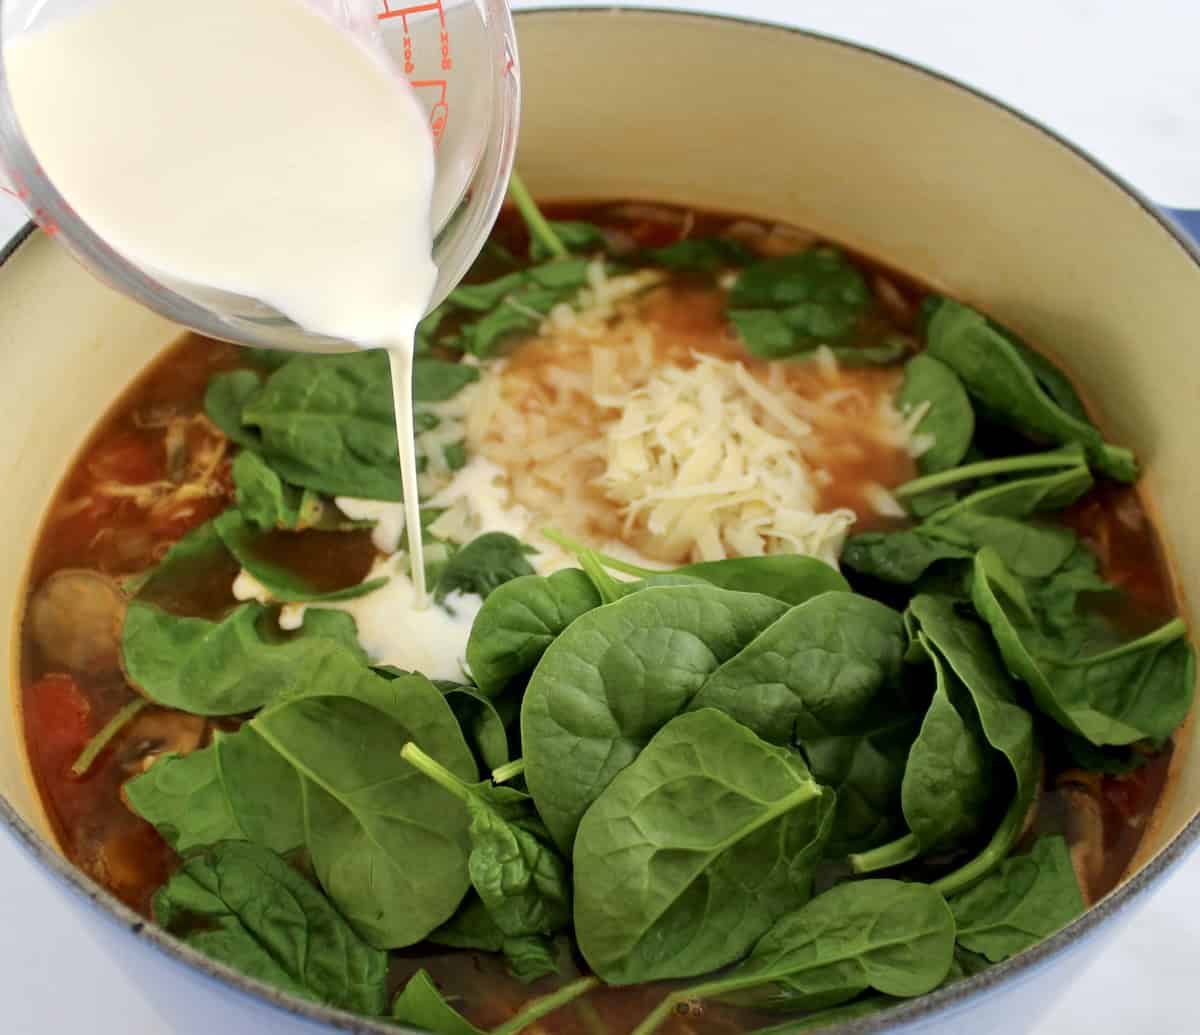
top-left (16, 199), bottom-right (1193, 1034)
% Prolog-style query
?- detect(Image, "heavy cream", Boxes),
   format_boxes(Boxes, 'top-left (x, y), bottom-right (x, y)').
top-left (6, 0), bottom-right (439, 601)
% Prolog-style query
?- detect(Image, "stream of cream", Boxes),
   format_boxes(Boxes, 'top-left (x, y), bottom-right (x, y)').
top-left (6, 0), bottom-right (440, 604)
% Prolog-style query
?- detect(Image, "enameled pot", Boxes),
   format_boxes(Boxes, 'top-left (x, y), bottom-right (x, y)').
top-left (2, 9), bottom-right (1198, 1034)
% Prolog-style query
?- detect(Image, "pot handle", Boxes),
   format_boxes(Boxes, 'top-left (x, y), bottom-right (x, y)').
top-left (1162, 207), bottom-right (1200, 244)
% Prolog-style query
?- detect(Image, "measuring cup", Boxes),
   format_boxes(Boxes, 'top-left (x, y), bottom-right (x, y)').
top-left (0, 0), bottom-right (519, 353)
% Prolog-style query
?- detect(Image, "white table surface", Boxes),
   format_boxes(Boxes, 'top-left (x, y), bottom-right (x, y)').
top-left (2, 2), bottom-right (1198, 1033)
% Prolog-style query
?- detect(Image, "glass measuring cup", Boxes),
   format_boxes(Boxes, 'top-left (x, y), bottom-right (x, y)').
top-left (0, 0), bottom-right (519, 354)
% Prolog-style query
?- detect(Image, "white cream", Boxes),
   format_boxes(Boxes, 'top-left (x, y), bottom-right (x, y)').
top-left (279, 556), bottom-right (481, 683)
top-left (335, 497), bottom-right (409, 555)
top-left (6, 0), bottom-right (438, 601)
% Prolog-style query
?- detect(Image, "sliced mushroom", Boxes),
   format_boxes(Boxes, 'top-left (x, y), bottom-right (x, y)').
top-left (28, 569), bottom-right (127, 675)
top-left (117, 708), bottom-right (207, 773)
top-left (1058, 783), bottom-right (1106, 906)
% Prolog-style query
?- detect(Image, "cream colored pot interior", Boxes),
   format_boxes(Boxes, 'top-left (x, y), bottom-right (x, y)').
top-left (2, 8), bottom-right (1198, 891)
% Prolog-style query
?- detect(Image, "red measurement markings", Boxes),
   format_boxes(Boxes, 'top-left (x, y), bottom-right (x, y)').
top-left (410, 79), bottom-right (449, 144)
top-left (377, 1), bottom-right (453, 73)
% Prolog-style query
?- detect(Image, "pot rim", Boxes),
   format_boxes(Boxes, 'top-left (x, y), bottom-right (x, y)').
top-left (2, 7), bottom-right (1198, 1034)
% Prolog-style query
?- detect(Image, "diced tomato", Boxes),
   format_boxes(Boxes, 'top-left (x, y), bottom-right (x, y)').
top-left (23, 673), bottom-right (91, 776)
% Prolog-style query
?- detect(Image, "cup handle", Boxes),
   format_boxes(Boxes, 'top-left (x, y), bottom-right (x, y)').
top-left (1161, 207), bottom-right (1200, 245)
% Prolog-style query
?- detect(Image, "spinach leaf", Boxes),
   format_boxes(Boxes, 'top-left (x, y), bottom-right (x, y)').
top-left (530, 220), bottom-right (607, 261)
top-left (923, 463), bottom-right (1092, 525)
top-left (630, 880), bottom-right (955, 1034)
top-left (971, 548), bottom-right (1194, 745)
top-left (896, 646), bottom-right (992, 854)
top-left (644, 236), bottom-right (755, 272)
top-left (573, 708), bottom-right (835, 984)
top-left (1061, 734), bottom-right (1160, 776)
top-left (124, 518), bottom-right (234, 602)
top-left (747, 996), bottom-right (896, 1033)
top-left (240, 351), bottom-right (477, 500)
top-left (402, 743), bottom-right (571, 945)
top-left (842, 527), bottom-right (971, 584)
top-left (231, 451), bottom-right (327, 532)
top-left (121, 600), bottom-right (367, 714)
top-left (522, 585), bottom-right (789, 850)
top-left (392, 970), bottom-right (483, 1035)
top-left (895, 443), bottom-right (1087, 508)
top-left (465, 570), bottom-right (602, 698)
top-left (543, 532), bottom-right (850, 605)
top-left (802, 709), bottom-right (921, 854)
top-left (204, 369), bottom-right (263, 449)
top-left (428, 895), bottom-right (561, 984)
top-left (433, 532), bottom-right (537, 605)
top-left (948, 836), bottom-right (1084, 961)
top-left (907, 596), bottom-right (1039, 815)
top-left (125, 749), bottom-right (245, 854)
top-left (134, 666), bottom-right (477, 948)
top-left (393, 970), bottom-right (599, 1035)
top-left (727, 247), bottom-right (873, 358)
top-left (213, 510), bottom-right (386, 603)
top-left (443, 687), bottom-right (510, 770)
top-left (926, 299), bottom-right (1137, 482)
top-left (897, 353), bottom-right (974, 474)
top-left (450, 259), bottom-right (594, 358)
top-left (689, 592), bottom-right (907, 743)
top-left (154, 841), bottom-right (388, 1014)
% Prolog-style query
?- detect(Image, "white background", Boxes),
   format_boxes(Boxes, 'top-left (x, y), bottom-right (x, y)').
top-left (1, 1), bottom-right (1198, 1032)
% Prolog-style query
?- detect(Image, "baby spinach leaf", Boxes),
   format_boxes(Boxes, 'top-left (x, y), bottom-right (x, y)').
top-left (502, 935), bottom-right (562, 984)
top-left (802, 709), bottom-right (921, 855)
top-left (394, 969), bottom-right (600, 1035)
top-left (907, 595), bottom-right (1039, 819)
top-left (727, 247), bottom-right (873, 358)
top-left (895, 443), bottom-right (1087, 507)
top-left (125, 749), bottom-right (245, 854)
top-left (121, 600), bottom-right (367, 715)
top-left (898, 353), bottom-right (974, 474)
top-left (392, 970), bottom-right (483, 1035)
top-left (204, 369), bottom-right (263, 449)
top-left (231, 451), bottom-right (328, 532)
top-left (135, 666), bottom-right (477, 948)
top-left (443, 687), bottom-right (511, 770)
top-left (631, 880), bottom-right (955, 1034)
top-left (972, 548), bottom-right (1194, 745)
top-left (643, 236), bottom-right (755, 272)
top-left (530, 220), bottom-right (607, 261)
top-left (154, 841), bottom-right (388, 1015)
top-left (948, 836), bottom-right (1084, 961)
top-left (573, 708), bottom-right (835, 984)
top-left (923, 463), bottom-right (1092, 525)
top-left (240, 351), bottom-right (477, 500)
top-left (401, 742), bottom-right (571, 945)
top-left (897, 646), bottom-right (992, 854)
top-left (842, 528), bottom-right (971, 584)
top-left (465, 570), bottom-right (602, 698)
top-left (521, 585), bottom-right (789, 850)
top-left (1060, 734), bottom-right (1160, 776)
top-left (450, 259), bottom-right (594, 358)
top-left (689, 592), bottom-right (907, 744)
top-left (926, 299), bottom-right (1136, 482)
top-left (124, 518), bottom-right (234, 604)
top-left (433, 532), bottom-right (537, 605)
top-left (428, 892), bottom-right (506, 952)
top-left (542, 532), bottom-right (850, 605)
top-left (213, 510), bottom-right (386, 603)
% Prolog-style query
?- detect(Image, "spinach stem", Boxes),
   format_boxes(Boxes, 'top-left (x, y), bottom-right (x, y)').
top-left (491, 758), bottom-right (527, 784)
top-left (847, 832), bottom-right (921, 875)
top-left (629, 974), bottom-right (758, 1035)
top-left (895, 447), bottom-right (1083, 498)
top-left (573, 997), bottom-right (611, 1035)
top-left (71, 698), bottom-right (149, 777)
top-left (401, 742), bottom-right (470, 804)
top-left (541, 527), bottom-right (654, 580)
top-left (933, 754), bottom-right (1041, 898)
top-left (490, 976), bottom-right (600, 1035)
top-left (507, 172), bottom-right (568, 260)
